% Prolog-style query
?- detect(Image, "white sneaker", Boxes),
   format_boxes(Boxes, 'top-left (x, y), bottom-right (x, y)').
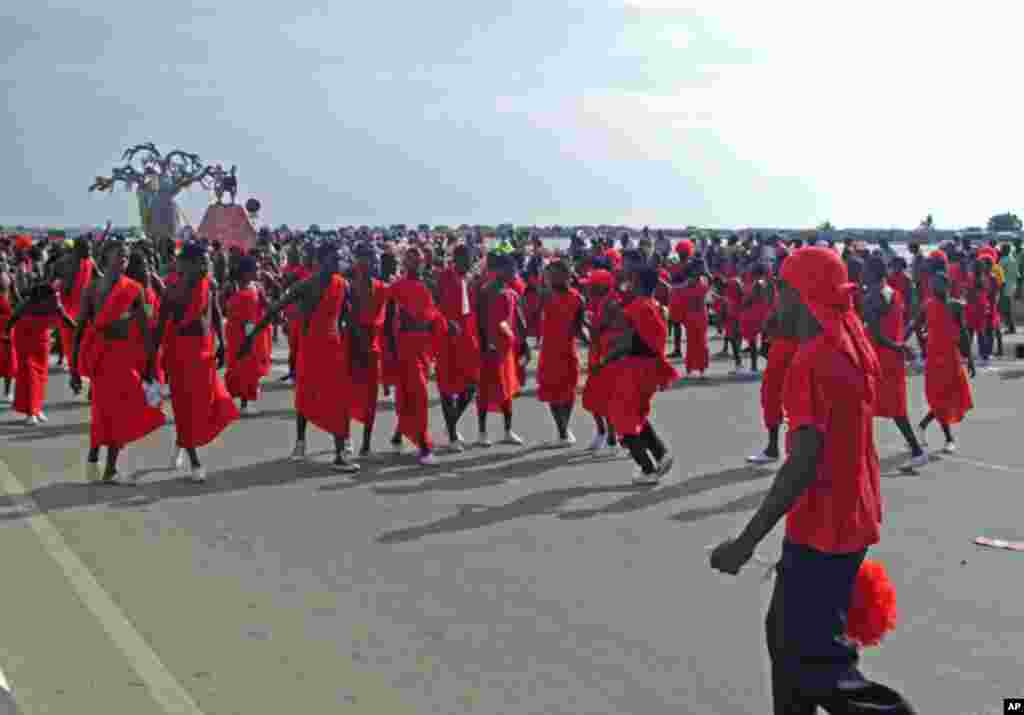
top-left (449, 439), bottom-right (465, 454)
top-left (418, 452), bottom-right (438, 466)
top-left (655, 453), bottom-right (675, 477)
top-left (35, 412), bottom-right (48, 423)
top-left (904, 453), bottom-right (928, 470)
top-left (588, 433), bottom-right (608, 451)
top-left (24, 415), bottom-right (38, 427)
top-left (290, 441), bottom-right (306, 462)
top-left (172, 447), bottom-right (186, 471)
top-left (632, 468), bottom-right (660, 486)
top-left (562, 431), bottom-right (576, 447)
top-left (502, 431), bottom-right (524, 446)
top-left (747, 451), bottom-right (779, 465)
top-left (333, 458), bottom-right (360, 474)
top-left (344, 441), bottom-right (356, 456)
top-left (188, 466), bottom-right (207, 483)
top-left (942, 441), bottom-right (957, 454)
top-left (476, 433), bottom-right (492, 448)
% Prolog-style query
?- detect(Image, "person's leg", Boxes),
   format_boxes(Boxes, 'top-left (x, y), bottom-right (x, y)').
top-left (332, 434), bottom-right (359, 471)
top-left (640, 421), bottom-right (667, 462)
top-left (893, 416), bottom-right (925, 456)
top-left (186, 448), bottom-right (200, 469)
top-left (103, 446), bottom-right (121, 481)
top-left (621, 433), bottom-right (655, 474)
top-left (938, 419), bottom-right (954, 444)
top-left (441, 394), bottom-right (458, 441)
top-left (749, 336), bottom-right (759, 372)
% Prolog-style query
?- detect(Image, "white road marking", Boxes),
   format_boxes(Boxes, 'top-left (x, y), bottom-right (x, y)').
top-left (0, 458), bottom-right (206, 715)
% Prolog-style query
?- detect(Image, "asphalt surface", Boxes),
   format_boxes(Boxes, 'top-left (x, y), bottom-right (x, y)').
top-left (1, 334), bottom-right (1023, 715)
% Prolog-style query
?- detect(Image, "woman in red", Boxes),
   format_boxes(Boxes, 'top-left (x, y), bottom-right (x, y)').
top-left (536, 260), bottom-right (588, 447)
top-left (7, 283), bottom-right (75, 425)
top-left (348, 243), bottom-right (389, 457)
top-left (475, 252), bottom-right (528, 447)
top-left (966, 250), bottom-right (999, 368)
top-left (739, 263), bottom-right (773, 374)
top-left (580, 269), bottom-right (622, 452)
top-left (225, 256), bottom-right (272, 414)
top-left (148, 242), bottom-right (240, 482)
top-left (56, 238), bottom-right (97, 372)
top-left (676, 257), bottom-right (710, 379)
top-left (0, 266), bottom-right (17, 403)
top-left (863, 256), bottom-right (927, 470)
top-left (71, 241), bottom-right (165, 483)
top-left (747, 298), bottom-right (799, 465)
top-left (595, 264), bottom-right (677, 485)
top-left (711, 246), bottom-right (915, 715)
top-left (907, 270), bottom-right (974, 453)
top-left (667, 240), bottom-right (694, 357)
top-left (281, 245), bottom-right (313, 383)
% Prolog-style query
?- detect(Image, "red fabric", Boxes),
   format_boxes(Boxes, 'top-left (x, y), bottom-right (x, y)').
top-left (478, 286), bottom-right (521, 413)
top-left (925, 300), bottom-right (973, 424)
top-left (390, 278), bottom-right (442, 448)
top-left (79, 277), bottom-right (142, 378)
top-left (964, 273), bottom-right (996, 332)
top-left (167, 279), bottom-right (239, 448)
top-left (606, 298), bottom-right (679, 436)
top-left (846, 559), bottom-right (898, 648)
top-left (948, 264), bottom-right (967, 299)
top-left (537, 289), bottom-right (584, 405)
top-left (675, 239), bottom-right (694, 258)
top-left (13, 314), bottom-right (59, 416)
top-left (581, 296), bottom-right (623, 417)
top-left (348, 277), bottom-right (388, 425)
top-left (740, 283), bottom-right (772, 342)
top-left (88, 277), bottom-right (165, 449)
top-left (761, 336), bottom-right (799, 429)
top-left (871, 287), bottom-right (908, 419)
top-left (225, 284), bottom-right (271, 401)
top-left (887, 271), bottom-right (911, 317)
top-left (434, 268), bottom-right (480, 396)
top-left (0, 295), bottom-right (16, 379)
top-left (722, 279), bottom-right (743, 338)
top-left (58, 259), bottom-right (94, 365)
top-left (139, 286), bottom-right (165, 384)
top-left (509, 276), bottom-right (526, 297)
top-left (679, 278), bottom-right (710, 373)
top-left (782, 335), bottom-right (882, 554)
top-left (295, 275), bottom-right (351, 436)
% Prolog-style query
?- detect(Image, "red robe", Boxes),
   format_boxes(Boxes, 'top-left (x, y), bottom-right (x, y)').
top-left (14, 313), bottom-right (60, 416)
top-left (167, 278), bottom-right (239, 448)
top-left (678, 278), bottom-right (710, 374)
top-left (924, 300), bottom-right (973, 425)
top-left (740, 281), bottom-right (772, 342)
top-left (59, 259), bottom-right (93, 364)
top-left (536, 288), bottom-right (584, 405)
top-left (477, 285), bottom-right (521, 413)
top-left (139, 285), bottom-right (165, 385)
top-left (82, 277), bottom-right (165, 449)
top-left (871, 287), bottom-right (908, 419)
top-left (225, 283), bottom-right (272, 402)
top-left (606, 297), bottom-right (679, 436)
top-left (523, 276), bottom-right (543, 338)
top-left (0, 294), bottom-right (16, 379)
top-left (348, 277), bottom-right (387, 425)
top-left (581, 294), bottom-right (623, 418)
top-left (761, 335), bottom-right (799, 429)
top-left (390, 277), bottom-right (444, 449)
top-left (295, 275), bottom-right (352, 437)
top-left (284, 266), bottom-right (312, 370)
top-left (434, 267), bottom-right (480, 396)
top-left (965, 273), bottom-right (996, 333)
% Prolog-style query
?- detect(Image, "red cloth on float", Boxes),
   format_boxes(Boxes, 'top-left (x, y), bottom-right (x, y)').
top-left (59, 259), bottom-right (94, 365)
top-left (536, 288), bottom-right (584, 405)
top-left (86, 277), bottom-right (165, 449)
top-left (433, 267), bottom-right (480, 396)
top-left (678, 278), bottom-right (710, 373)
top-left (761, 335), bottom-right (799, 429)
top-left (225, 284), bottom-right (271, 402)
top-left (871, 287), bottom-right (909, 419)
top-left (0, 294), bottom-right (16, 379)
top-left (295, 275), bottom-right (352, 436)
top-left (924, 299), bottom-right (973, 425)
top-left (167, 278), bottom-right (239, 448)
top-left (348, 276), bottom-right (388, 425)
top-left (606, 297), bottom-right (679, 436)
top-left (390, 277), bottom-right (443, 448)
top-left (13, 314), bottom-right (59, 416)
top-left (478, 285), bottom-right (521, 413)
top-left (581, 293), bottom-right (623, 417)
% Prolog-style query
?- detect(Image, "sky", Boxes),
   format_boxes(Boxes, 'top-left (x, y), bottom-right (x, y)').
top-left (2, 1), bottom-right (1021, 230)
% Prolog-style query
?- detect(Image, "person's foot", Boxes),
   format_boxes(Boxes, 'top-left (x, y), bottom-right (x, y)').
top-left (942, 440), bottom-right (957, 454)
top-left (343, 440), bottom-right (355, 456)
top-left (747, 451), bottom-right (779, 465)
top-left (290, 441), bottom-right (307, 462)
top-left (916, 425), bottom-right (928, 448)
top-left (502, 431), bottom-right (524, 446)
top-left (187, 466), bottom-right (207, 483)
top-left (23, 415), bottom-right (38, 427)
top-left (101, 471), bottom-right (122, 485)
top-left (172, 447), bottom-right (186, 471)
top-left (587, 432), bottom-right (607, 451)
top-left (333, 456), bottom-right (360, 473)
top-left (448, 438), bottom-right (465, 453)
top-left (418, 451), bottom-right (438, 466)
top-left (359, 445), bottom-right (372, 458)
top-left (903, 452), bottom-right (929, 470)
top-left (391, 438), bottom-right (404, 454)
top-left (35, 412), bottom-right (48, 423)
top-left (655, 453), bottom-right (674, 478)
top-left (85, 462), bottom-right (101, 482)
top-left (476, 432), bottom-right (492, 448)
top-left (632, 467), bottom-right (660, 486)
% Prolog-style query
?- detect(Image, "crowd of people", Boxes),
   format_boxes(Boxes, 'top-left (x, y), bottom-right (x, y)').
top-left (4, 220), bottom-right (1021, 713)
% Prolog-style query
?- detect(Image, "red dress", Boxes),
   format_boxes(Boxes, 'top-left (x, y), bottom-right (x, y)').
top-left (295, 275), bottom-right (352, 437)
top-left (81, 277), bottom-right (165, 449)
top-left (678, 278), bottom-right (710, 374)
top-left (478, 285), bottom-right (522, 414)
top-left (433, 267), bottom-right (480, 396)
top-left (761, 335), bottom-right (799, 429)
top-left (348, 277), bottom-right (388, 425)
top-left (740, 282), bottom-right (771, 343)
top-left (581, 294), bottom-right (623, 418)
top-left (390, 277), bottom-right (444, 448)
top-left (166, 278), bottom-right (240, 448)
top-left (13, 313), bottom-right (60, 416)
top-left (0, 294), bottom-right (16, 379)
top-left (225, 283), bottom-right (272, 402)
top-left (871, 288), bottom-right (908, 419)
top-left (59, 259), bottom-right (93, 363)
top-left (536, 288), bottom-right (584, 405)
top-left (924, 300), bottom-right (973, 425)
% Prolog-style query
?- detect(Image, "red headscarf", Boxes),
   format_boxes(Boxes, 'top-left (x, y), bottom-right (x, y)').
top-left (675, 239), bottom-right (694, 258)
top-left (780, 247), bottom-right (880, 400)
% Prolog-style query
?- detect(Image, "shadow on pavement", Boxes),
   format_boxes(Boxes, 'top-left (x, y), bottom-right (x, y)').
top-left (669, 488), bottom-right (769, 524)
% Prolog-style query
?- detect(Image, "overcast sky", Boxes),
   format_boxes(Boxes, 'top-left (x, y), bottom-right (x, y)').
top-left (3, 1), bottom-right (1020, 229)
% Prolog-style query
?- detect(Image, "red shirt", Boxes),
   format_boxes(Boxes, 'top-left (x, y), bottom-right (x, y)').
top-left (783, 335), bottom-right (882, 554)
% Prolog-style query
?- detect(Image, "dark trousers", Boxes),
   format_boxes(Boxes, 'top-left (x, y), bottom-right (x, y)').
top-left (977, 329), bottom-right (994, 361)
top-left (766, 541), bottom-right (916, 714)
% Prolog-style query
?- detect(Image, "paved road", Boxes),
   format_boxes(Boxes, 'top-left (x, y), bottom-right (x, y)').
top-left (1, 336), bottom-right (1022, 714)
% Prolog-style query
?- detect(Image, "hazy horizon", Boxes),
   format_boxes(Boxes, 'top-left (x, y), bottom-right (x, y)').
top-left (5, 2), bottom-right (1021, 230)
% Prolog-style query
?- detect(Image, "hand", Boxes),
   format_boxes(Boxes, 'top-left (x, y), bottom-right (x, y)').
top-left (70, 372), bottom-right (82, 394)
top-left (709, 537), bottom-right (755, 576)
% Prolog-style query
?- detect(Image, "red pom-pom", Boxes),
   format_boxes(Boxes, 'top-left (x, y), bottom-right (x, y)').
top-left (846, 559), bottom-right (897, 647)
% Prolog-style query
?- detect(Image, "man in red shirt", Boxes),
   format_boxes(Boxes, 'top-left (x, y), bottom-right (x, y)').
top-left (710, 247), bottom-right (915, 714)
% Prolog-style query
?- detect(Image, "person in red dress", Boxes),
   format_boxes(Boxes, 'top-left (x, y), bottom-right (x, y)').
top-left (71, 240), bottom-right (165, 483)
top-left (711, 246), bottom-right (916, 715)
top-left (433, 244), bottom-right (481, 452)
top-left (126, 248), bottom-right (166, 386)
top-left (905, 269), bottom-right (974, 453)
top-left (241, 242), bottom-right (360, 473)
top-left (347, 242), bottom-right (389, 457)
top-left (862, 256), bottom-right (927, 469)
top-left (6, 283), bottom-right (75, 425)
top-left (535, 259), bottom-right (589, 446)
top-left (475, 252), bottom-right (529, 447)
top-left (677, 257), bottom-right (710, 379)
top-left (580, 269), bottom-right (623, 452)
top-left (0, 264), bottom-right (18, 403)
top-left (594, 264), bottom-right (677, 485)
top-left (747, 296), bottom-right (799, 465)
top-left (148, 242), bottom-right (240, 482)
top-left (56, 237), bottom-right (99, 373)
top-left (739, 263), bottom-right (773, 374)
top-left (281, 244), bottom-right (314, 383)
top-left (667, 239), bottom-right (694, 357)
top-left (225, 256), bottom-right (272, 414)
